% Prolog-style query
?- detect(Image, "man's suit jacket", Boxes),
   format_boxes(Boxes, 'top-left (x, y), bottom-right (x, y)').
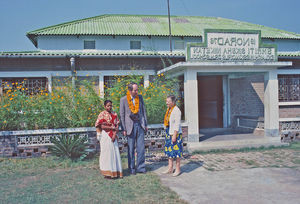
top-left (120, 94), bottom-right (147, 135)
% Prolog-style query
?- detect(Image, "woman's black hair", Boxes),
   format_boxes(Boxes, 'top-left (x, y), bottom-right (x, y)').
top-left (104, 100), bottom-right (112, 106)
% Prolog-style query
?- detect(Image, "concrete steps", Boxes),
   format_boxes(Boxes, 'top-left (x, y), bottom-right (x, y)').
top-left (188, 137), bottom-right (289, 153)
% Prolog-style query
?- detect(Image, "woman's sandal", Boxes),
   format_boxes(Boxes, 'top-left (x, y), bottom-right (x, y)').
top-left (162, 169), bottom-right (174, 174)
top-left (172, 171), bottom-right (181, 177)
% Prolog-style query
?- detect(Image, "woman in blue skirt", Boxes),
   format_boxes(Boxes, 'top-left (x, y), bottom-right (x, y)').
top-left (163, 95), bottom-right (183, 177)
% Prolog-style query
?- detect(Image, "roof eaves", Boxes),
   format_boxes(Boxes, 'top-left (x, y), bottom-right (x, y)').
top-left (0, 50), bottom-right (185, 58)
top-left (26, 34), bottom-right (38, 48)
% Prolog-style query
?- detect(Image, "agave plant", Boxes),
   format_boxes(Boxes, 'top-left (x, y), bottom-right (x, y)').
top-left (49, 134), bottom-right (89, 161)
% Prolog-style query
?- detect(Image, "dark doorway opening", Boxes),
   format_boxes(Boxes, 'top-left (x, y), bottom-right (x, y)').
top-left (198, 75), bottom-right (223, 128)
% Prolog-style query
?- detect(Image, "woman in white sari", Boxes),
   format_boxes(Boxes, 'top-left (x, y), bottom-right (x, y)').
top-left (95, 100), bottom-right (123, 179)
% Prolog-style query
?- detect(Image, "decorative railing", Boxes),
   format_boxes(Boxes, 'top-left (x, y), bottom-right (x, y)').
top-left (0, 124), bottom-right (184, 158)
top-left (280, 120), bottom-right (300, 131)
top-left (280, 120), bottom-right (300, 142)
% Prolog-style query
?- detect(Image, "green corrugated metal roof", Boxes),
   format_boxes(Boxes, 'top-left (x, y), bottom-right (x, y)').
top-left (1, 50), bottom-right (299, 58)
top-left (26, 14), bottom-right (300, 46)
top-left (277, 52), bottom-right (300, 57)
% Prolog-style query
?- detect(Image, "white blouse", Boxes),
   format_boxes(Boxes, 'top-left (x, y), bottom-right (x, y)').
top-left (168, 106), bottom-right (182, 135)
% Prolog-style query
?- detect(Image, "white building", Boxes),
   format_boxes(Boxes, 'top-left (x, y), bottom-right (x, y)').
top-left (1, 14), bottom-right (300, 142)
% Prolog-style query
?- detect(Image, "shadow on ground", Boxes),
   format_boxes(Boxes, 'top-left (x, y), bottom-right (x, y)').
top-left (147, 156), bottom-right (203, 175)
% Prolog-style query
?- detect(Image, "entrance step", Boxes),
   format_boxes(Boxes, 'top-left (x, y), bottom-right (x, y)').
top-left (187, 137), bottom-right (288, 153)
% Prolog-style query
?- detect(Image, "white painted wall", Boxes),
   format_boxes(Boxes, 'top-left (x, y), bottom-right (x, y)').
top-left (37, 35), bottom-right (202, 51)
top-left (37, 35), bottom-right (300, 52)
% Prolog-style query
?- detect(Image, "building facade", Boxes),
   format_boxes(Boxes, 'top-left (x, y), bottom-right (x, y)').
top-left (1, 14), bottom-right (300, 141)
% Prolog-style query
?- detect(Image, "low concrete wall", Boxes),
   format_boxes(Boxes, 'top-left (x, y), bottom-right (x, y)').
top-left (0, 124), bottom-right (188, 158)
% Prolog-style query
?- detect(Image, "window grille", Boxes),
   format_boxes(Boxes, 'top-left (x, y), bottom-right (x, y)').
top-left (84, 40), bottom-right (96, 49)
top-left (130, 41), bottom-right (141, 49)
top-left (174, 41), bottom-right (185, 50)
top-left (278, 75), bottom-right (300, 102)
top-left (1, 77), bottom-right (48, 95)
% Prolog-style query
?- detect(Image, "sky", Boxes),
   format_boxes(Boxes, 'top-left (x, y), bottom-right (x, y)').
top-left (1, 0), bottom-right (300, 52)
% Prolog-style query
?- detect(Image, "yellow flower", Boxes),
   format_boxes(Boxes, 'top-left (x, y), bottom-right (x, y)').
top-left (168, 146), bottom-right (172, 152)
top-left (9, 98), bottom-right (13, 101)
top-left (3, 121), bottom-right (6, 124)
top-left (49, 102), bottom-right (52, 104)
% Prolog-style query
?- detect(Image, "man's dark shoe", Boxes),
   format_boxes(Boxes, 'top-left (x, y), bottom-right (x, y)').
top-left (137, 170), bottom-right (146, 174)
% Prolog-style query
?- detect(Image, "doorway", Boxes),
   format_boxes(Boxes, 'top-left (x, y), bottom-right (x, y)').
top-left (198, 75), bottom-right (223, 128)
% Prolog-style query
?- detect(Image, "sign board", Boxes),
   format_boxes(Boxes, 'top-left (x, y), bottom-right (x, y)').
top-left (187, 29), bottom-right (277, 62)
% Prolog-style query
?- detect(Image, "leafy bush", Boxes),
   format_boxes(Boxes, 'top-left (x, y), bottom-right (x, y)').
top-left (49, 134), bottom-right (89, 161)
top-left (104, 73), bottom-right (179, 124)
top-left (0, 73), bottom-right (180, 131)
top-left (0, 78), bottom-right (103, 131)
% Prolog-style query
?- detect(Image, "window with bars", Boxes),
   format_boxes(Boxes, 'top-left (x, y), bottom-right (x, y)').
top-left (84, 40), bottom-right (96, 49)
top-left (174, 41), bottom-right (185, 50)
top-left (104, 76), bottom-right (144, 89)
top-left (1, 77), bottom-right (48, 95)
top-left (130, 40), bottom-right (141, 49)
top-left (278, 75), bottom-right (300, 102)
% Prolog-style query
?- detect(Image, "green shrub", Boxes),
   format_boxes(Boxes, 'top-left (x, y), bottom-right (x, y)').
top-left (104, 73), bottom-right (179, 124)
top-left (0, 73), bottom-right (180, 131)
top-left (0, 78), bottom-right (103, 131)
top-left (49, 134), bottom-right (89, 161)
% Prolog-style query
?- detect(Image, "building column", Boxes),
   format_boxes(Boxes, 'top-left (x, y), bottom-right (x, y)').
top-left (0, 79), bottom-right (3, 96)
top-left (184, 69), bottom-right (199, 142)
top-left (264, 69), bottom-right (279, 137)
top-left (70, 57), bottom-right (76, 89)
top-left (99, 74), bottom-right (104, 98)
top-left (222, 75), bottom-right (229, 128)
top-left (47, 75), bottom-right (52, 93)
top-left (144, 74), bottom-right (150, 88)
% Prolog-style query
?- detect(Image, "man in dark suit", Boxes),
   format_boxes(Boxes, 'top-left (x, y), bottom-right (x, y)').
top-left (120, 82), bottom-right (148, 175)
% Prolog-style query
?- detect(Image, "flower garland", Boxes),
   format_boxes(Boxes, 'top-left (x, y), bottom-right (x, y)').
top-left (126, 90), bottom-right (139, 114)
top-left (164, 106), bottom-right (175, 127)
